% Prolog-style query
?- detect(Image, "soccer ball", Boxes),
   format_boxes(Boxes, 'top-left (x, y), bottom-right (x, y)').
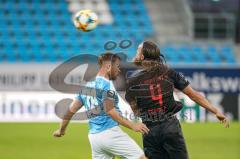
top-left (73, 10), bottom-right (98, 32)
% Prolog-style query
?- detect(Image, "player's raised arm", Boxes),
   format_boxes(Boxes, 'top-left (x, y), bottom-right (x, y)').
top-left (182, 85), bottom-right (230, 128)
top-left (53, 99), bottom-right (83, 137)
top-left (103, 97), bottom-right (149, 134)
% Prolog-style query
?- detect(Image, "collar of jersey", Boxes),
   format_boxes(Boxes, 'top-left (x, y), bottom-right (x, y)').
top-left (96, 75), bottom-right (110, 81)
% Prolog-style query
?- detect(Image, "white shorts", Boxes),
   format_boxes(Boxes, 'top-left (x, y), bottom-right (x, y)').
top-left (88, 126), bottom-right (144, 159)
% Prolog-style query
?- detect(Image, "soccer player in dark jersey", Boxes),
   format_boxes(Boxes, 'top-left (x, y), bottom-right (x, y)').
top-left (125, 41), bottom-right (229, 159)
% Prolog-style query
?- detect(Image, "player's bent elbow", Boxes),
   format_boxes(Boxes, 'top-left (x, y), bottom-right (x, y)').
top-left (105, 108), bottom-right (116, 117)
top-left (183, 86), bottom-right (201, 101)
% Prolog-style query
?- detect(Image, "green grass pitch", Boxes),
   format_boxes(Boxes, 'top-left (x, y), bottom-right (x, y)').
top-left (0, 122), bottom-right (239, 159)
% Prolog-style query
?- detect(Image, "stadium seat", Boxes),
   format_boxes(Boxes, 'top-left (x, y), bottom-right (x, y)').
top-left (0, 0), bottom-right (236, 64)
top-left (0, 0), bottom-right (154, 62)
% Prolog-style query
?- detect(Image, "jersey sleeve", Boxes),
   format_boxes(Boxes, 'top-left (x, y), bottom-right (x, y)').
top-left (168, 69), bottom-right (190, 90)
top-left (75, 93), bottom-right (84, 103)
top-left (125, 89), bottom-right (135, 103)
top-left (125, 80), bottom-right (138, 103)
top-left (102, 82), bottom-right (117, 101)
top-left (125, 70), bottom-right (143, 103)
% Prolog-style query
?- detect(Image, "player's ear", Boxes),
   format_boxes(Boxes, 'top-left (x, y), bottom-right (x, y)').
top-left (106, 63), bottom-right (111, 71)
top-left (141, 54), bottom-right (145, 60)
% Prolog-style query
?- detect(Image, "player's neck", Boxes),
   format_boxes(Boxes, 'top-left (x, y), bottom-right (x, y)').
top-left (97, 69), bottom-right (110, 80)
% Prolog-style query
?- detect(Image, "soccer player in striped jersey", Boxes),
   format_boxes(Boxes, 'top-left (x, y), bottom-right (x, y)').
top-left (53, 52), bottom-right (148, 159)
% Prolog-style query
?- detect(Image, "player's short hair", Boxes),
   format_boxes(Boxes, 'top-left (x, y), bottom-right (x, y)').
top-left (142, 41), bottom-right (165, 63)
top-left (98, 52), bottom-right (121, 66)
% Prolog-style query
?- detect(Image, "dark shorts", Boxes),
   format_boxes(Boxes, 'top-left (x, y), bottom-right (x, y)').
top-left (143, 117), bottom-right (189, 159)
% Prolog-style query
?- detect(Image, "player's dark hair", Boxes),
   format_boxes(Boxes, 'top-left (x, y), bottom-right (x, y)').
top-left (142, 41), bottom-right (166, 64)
top-left (141, 41), bottom-right (168, 75)
top-left (98, 52), bottom-right (121, 67)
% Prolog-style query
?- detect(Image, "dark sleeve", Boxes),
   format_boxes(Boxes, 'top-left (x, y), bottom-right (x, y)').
top-left (125, 79), bottom-right (136, 103)
top-left (125, 70), bottom-right (144, 103)
top-left (168, 69), bottom-right (189, 90)
top-left (125, 87), bottom-right (134, 103)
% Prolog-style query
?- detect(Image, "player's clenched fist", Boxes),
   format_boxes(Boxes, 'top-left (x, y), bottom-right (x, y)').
top-left (53, 129), bottom-right (65, 137)
top-left (132, 123), bottom-right (150, 134)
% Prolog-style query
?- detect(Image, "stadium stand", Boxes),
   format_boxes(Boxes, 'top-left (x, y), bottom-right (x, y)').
top-left (0, 0), bottom-right (237, 64)
top-left (0, 0), bottom-right (153, 62)
top-left (161, 43), bottom-right (236, 64)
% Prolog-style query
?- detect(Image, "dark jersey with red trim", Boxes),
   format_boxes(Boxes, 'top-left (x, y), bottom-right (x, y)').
top-left (125, 65), bottom-right (189, 124)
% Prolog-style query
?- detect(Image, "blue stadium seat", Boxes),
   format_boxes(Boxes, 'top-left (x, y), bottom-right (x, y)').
top-left (0, 0), bottom-right (236, 63)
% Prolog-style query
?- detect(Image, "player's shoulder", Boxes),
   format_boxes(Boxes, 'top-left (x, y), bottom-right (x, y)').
top-left (95, 76), bottom-right (111, 90)
top-left (167, 68), bottom-right (185, 79)
top-left (167, 67), bottom-right (177, 73)
top-left (127, 69), bottom-right (146, 83)
top-left (167, 68), bottom-right (176, 76)
top-left (130, 69), bottom-right (145, 77)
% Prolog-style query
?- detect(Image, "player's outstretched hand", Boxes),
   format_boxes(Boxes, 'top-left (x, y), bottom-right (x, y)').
top-left (132, 123), bottom-right (150, 134)
top-left (53, 129), bottom-right (65, 137)
top-left (215, 111), bottom-right (230, 128)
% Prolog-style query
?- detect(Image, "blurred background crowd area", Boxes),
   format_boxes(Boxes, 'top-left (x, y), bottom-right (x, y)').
top-left (0, 0), bottom-right (239, 123)
top-left (0, 1), bottom-right (239, 159)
